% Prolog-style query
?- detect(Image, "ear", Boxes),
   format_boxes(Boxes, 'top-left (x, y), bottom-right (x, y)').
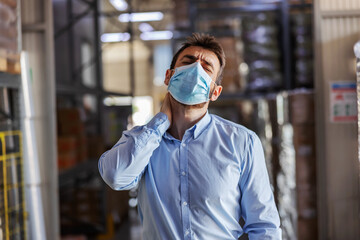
top-left (164, 69), bottom-right (173, 86)
top-left (210, 85), bottom-right (223, 101)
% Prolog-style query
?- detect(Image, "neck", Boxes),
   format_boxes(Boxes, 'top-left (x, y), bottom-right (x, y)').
top-left (168, 101), bottom-right (208, 141)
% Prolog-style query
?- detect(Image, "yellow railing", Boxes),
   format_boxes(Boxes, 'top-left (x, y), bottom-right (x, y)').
top-left (0, 130), bottom-right (27, 240)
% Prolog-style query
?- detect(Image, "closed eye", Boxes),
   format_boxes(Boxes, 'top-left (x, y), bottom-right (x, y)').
top-left (203, 65), bottom-right (212, 73)
top-left (180, 55), bottom-right (214, 73)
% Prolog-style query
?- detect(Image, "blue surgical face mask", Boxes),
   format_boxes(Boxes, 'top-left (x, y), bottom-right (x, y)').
top-left (167, 62), bottom-right (216, 105)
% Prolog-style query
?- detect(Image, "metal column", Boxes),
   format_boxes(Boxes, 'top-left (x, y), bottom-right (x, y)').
top-left (355, 41), bottom-right (360, 235)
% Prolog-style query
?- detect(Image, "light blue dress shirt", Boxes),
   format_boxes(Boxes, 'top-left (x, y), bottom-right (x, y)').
top-left (99, 112), bottom-right (281, 239)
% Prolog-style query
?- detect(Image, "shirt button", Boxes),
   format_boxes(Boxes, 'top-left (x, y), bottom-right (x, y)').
top-left (183, 201), bottom-right (188, 206)
top-left (185, 230), bottom-right (190, 236)
top-left (181, 171), bottom-right (186, 176)
top-left (181, 143), bottom-right (186, 147)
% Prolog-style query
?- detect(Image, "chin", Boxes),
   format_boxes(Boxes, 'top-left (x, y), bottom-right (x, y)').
top-left (180, 102), bottom-right (207, 109)
top-left (169, 95), bottom-right (208, 109)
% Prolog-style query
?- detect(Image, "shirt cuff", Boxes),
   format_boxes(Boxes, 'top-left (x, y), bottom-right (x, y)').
top-left (146, 112), bottom-right (170, 136)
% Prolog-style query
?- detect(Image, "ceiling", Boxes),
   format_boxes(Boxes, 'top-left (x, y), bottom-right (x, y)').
top-left (100, 0), bottom-right (175, 36)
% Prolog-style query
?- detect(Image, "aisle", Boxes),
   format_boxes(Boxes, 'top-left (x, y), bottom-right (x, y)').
top-left (114, 209), bottom-right (142, 240)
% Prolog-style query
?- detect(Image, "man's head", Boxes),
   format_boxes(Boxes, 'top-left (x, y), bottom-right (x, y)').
top-left (170, 33), bottom-right (226, 85)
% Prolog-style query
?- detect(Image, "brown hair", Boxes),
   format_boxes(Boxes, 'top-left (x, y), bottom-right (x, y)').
top-left (170, 33), bottom-right (226, 84)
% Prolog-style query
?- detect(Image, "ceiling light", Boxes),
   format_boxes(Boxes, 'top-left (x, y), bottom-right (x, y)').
top-left (101, 32), bottom-right (130, 42)
top-left (119, 12), bottom-right (164, 22)
top-left (139, 23), bottom-right (154, 32)
top-left (140, 31), bottom-right (173, 41)
top-left (110, 0), bottom-right (128, 11)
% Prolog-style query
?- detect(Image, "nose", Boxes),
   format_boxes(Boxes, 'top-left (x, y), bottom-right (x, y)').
top-left (195, 60), bottom-right (206, 69)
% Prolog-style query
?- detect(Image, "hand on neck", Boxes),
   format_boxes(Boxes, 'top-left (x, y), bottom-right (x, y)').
top-left (168, 96), bottom-right (208, 141)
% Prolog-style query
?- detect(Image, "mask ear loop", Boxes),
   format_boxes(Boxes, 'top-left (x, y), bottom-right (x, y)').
top-left (208, 80), bottom-right (218, 100)
top-left (168, 69), bottom-right (176, 84)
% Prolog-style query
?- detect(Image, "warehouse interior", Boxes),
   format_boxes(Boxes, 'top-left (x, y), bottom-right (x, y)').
top-left (0, 0), bottom-right (359, 239)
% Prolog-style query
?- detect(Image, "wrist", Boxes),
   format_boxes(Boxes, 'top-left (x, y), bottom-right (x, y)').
top-left (146, 112), bottom-right (170, 135)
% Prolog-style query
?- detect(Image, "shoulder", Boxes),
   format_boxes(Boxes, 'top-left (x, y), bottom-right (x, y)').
top-left (209, 114), bottom-right (261, 163)
top-left (210, 114), bottom-right (257, 140)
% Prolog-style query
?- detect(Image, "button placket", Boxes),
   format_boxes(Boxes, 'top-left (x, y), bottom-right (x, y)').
top-left (179, 139), bottom-right (191, 239)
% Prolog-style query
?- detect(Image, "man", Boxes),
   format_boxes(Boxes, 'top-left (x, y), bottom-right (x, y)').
top-left (98, 33), bottom-right (282, 239)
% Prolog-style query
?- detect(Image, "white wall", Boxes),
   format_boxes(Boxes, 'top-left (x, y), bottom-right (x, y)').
top-left (314, 0), bottom-right (360, 239)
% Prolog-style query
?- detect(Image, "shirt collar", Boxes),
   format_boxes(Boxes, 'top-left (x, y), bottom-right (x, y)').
top-left (192, 111), bottom-right (211, 139)
top-left (163, 111), bottom-right (212, 141)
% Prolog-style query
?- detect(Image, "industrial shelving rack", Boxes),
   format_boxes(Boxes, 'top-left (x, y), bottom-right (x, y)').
top-left (173, 1), bottom-right (314, 240)
top-left (0, 74), bottom-right (27, 240)
top-left (173, 0), bottom-right (312, 98)
top-left (0, 0), bottom-right (28, 238)
top-left (0, 130), bottom-right (26, 240)
top-left (54, 0), bottom-right (135, 177)
top-left (53, 0), bottom-right (134, 236)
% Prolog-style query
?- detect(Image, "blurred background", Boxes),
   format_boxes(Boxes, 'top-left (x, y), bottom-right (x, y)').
top-left (0, 0), bottom-right (359, 239)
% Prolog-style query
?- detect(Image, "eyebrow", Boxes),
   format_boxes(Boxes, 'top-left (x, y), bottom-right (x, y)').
top-left (181, 55), bottom-right (214, 70)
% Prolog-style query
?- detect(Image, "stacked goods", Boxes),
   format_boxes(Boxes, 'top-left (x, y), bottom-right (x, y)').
top-left (268, 94), bottom-right (297, 240)
top-left (173, 0), bottom-right (190, 30)
top-left (57, 108), bottom-right (88, 170)
top-left (61, 235), bottom-right (86, 240)
top-left (291, 12), bottom-right (313, 88)
top-left (0, 0), bottom-right (20, 74)
top-left (74, 188), bottom-right (103, 225)
top-left (60, 187), bottom-right (104, 234)
top-left (290, 0), bottom-right (313, 4)
top-left (217, 37), bottom-right (243, 92)
top-left (242, 13), bottom-right (282, 92)
top-left (289, 90), bottom-right (318, 240)
top-left (86, 135), bottom-right (105, 159)
top-left (57, 136), bottom-right (78, 170)
top-left (105, 188), bottom-right (130, 223)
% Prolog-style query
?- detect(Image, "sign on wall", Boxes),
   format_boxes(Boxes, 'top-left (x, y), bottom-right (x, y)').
top-left (330, 82), bottom-right (357, 123)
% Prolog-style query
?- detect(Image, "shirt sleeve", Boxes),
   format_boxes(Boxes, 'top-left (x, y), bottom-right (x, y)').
top-left (98, 112), bottom-right (170, 190)
top-left (239, 133), bottom-right (282, 240)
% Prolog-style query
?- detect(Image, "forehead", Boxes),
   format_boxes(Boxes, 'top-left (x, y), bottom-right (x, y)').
top-left (176, 46), bottom-right (220, 68)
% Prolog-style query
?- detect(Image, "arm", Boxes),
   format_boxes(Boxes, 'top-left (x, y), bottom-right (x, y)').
top-left (99, 93), bottom-right (172, 190)
top-left (98, 112), bottom-right (170, 190)
top-left (239, 133), bottom-right (282, 239)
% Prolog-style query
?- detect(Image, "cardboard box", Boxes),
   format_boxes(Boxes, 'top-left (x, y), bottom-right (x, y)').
top-left (57, 135), bottom-right (88, 164)
top-left (298, 217), bottom-right (318, 240)
top-left (296, 154), bottom-right (316, 186)
top-left (75, 188), bottom-right (101, 202)
top-left (58, 108), bottom-right (82, 124)
top-left (289, 92), bottom-right (315, 124)
top-left (0, 56), bottom-right (6, 72)
top-left (0, 51), bottom-right (20, 73)
top-left (173, 0), bottom-right (189, 29)
top-left (59, 122), bottom-right (85, 136)
top-left (77, 136), bottom-right (87, 163)
top-left (0, 25), bottom-right (17, 39)
top-left (0, 40), bottom-right (17, 52)
top-left (58, 151), bottom-right (77, 170)
top-left (297, 187), bottom-right (317, 219)
top-left (7, 59), bottom-right (20, 74)
top-left (106, 187), bottom-right (130, 220)
top-left (60, 202), bottom-right (74, 217)
top-left (87, 135), bottom-right (105, 159)
top-left (61, 235), bottom-right (87, 240)
top-left (0, 0), bottom-right (17, 8)
top-left (292, 125), bottom-right (316, 154)
top-left (217, 37), bottom-right (242, 92)
top-left (58, 136), bottom-right (78, 152)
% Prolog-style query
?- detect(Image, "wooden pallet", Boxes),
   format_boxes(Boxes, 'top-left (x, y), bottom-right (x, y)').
top-left (0, 50), bottom-right (20, 74)
top-left (0, 0), bottom-right (17, 8)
